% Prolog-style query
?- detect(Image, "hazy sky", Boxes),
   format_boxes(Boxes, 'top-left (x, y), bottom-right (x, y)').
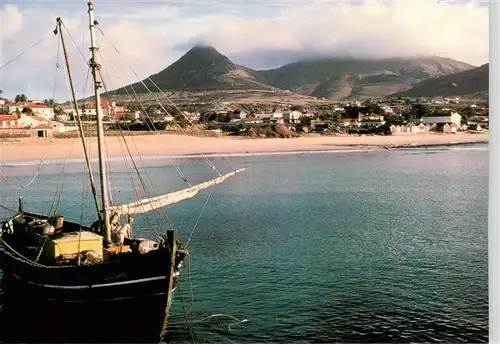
top-left (0, 0), bottom-right (489, 100)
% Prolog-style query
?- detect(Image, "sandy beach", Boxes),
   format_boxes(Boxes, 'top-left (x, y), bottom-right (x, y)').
top-left (0, 133), bottom-right (488, 163)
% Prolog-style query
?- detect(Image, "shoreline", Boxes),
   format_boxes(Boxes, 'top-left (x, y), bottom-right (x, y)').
top-left (0, 133), bottom-right (488, 165)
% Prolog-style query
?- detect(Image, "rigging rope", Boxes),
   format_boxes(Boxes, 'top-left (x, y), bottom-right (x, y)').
top-left (96, 27), bottom-right (223, 177)
top-left (185, 185), bottom-right (214, 248)
top-left (51, 34), bottom-right (62, 115)
top-left (95, 26), bottom-right (246, 256)
top-left (56, 26), bottom-right (166, 239)
top-left (96, 50), bottom-right (177, 236)
top-left (96, 32), bottom-right (233, 247)
top-left (47, 138), bottom-right (77, 216)
top-left (97, 50), bottom-right (192, 186)
top-left (160, 278), bottom-right (196, 344)
top-left (191, 314), bottom-right (249, 331)
top-left (60, 20), bottom-right (89, 67)
top-left (0, 34), bottom-right (62, 189)
top-left (0, 38), bottom-right (44, 71)
top-left (0, 203), bottom-right (16, 213)
top-left (0, 166), bottom-right (43, 189)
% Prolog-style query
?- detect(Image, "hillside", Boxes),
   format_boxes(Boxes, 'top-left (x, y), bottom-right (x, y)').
top-left (104, 45), bottom-right (476, 102)
top-left (259, 56), bottom-right (474, 100)
top-left (108, 44), bottom-right (277, 95)
top-left (388, 63), bottom-right (488, 98)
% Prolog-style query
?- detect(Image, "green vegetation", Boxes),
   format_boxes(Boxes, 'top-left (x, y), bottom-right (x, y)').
top-left (391, 64), bottom-right (488, 98)
top-left (260, 56), bottom-right (473, 100)
top-left (104, 44), bottom-right (476, 102)
top-left (14, 94), bottom-right (28, 102)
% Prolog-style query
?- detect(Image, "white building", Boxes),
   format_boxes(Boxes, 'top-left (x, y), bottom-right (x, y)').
top-left (13, 103), bottom-right (55, 119)
top-left (421, 112), bottom-right (462, 128)
top-left (18, 114), bottom-right (50, 128)
top-left (163, 115), bottom-right (175, 122)
top-left (0, 114), bottom-right (18, 129)
top-left (381, 105), bottom-right (394, 114)
top-left (80, 100), bottom-right (126, 120)
top-left (272, 111), bottom-right (284, 120)
top-left (283, 110), bottom-right (302, 124)
top-left (359, 114), bottom-right (385, 128)
top-left (117, 111), bottom-right (141, 121)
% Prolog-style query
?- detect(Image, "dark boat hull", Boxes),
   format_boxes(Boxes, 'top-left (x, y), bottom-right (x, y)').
top-left (0, 245), bottom-right (175, 303)
top-left (0, 283), bottom-right (171, 342)
top-left (0, 215), bottom-right (186, 343)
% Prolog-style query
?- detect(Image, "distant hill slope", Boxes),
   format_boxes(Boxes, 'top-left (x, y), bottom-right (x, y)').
top-left (108, 45), bottom-right (276, 95)
top-left (105, 45), bottom-right (476, 102)
top-left (388, 63), bottom-right (488, 98)
top-left (259, 56), bottom-right (474, 100)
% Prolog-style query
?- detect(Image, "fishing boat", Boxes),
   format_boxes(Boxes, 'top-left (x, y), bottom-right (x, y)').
top-left (0, 1), bottom-right (244, 342)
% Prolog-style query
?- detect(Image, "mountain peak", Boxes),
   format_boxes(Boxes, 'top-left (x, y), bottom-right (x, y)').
top-left (191, 42), bottom-right (216, 50)
top-left (185, 43), bottom-right (223, 56)
top-left (108, 43), bottom-right (274, 93)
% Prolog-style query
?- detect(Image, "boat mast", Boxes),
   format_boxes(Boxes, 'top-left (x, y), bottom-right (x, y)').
top-left (87, 0), bottom-right (112, 247)
top-left (55, 17), bottom-right (102, 223)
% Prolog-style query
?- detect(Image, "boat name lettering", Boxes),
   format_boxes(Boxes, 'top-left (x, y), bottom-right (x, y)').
top-left (105, 272), bottom-right (127, 281)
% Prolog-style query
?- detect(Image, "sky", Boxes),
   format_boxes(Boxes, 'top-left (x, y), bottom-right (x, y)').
top-left (0, 0), bottom-right (489, 101)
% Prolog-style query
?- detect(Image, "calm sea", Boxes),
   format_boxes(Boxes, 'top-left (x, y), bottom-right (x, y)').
top-left (0, 144), bottom-right (488, 343)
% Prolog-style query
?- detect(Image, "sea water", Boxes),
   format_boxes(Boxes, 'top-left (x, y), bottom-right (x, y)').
top-left (0, 145), bottom-right (488, 343)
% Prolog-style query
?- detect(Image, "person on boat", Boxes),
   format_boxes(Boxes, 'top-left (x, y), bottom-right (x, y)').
top-left (108, 213), bottom-right (133, 245)
top-left (90, 211), bottom-right (120, 236)
top-left (110, 212), bottom-right (120, 233)
top-left (112, 216), bottom-right (133, 246)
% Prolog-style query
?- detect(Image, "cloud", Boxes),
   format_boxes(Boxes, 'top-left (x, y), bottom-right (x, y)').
top-left (202, 0), bottom-right (488, 65)
top-left (0, 4), bottom-right (23, 38)
top-left (0, 0), bottom-right (489, 100)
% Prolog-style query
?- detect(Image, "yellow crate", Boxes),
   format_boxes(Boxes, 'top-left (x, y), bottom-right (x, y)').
top-left (43, 231), bottom-right (103, 261)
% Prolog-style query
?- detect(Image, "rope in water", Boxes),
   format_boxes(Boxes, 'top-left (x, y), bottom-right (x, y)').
top-left (191, 313), bottom-right (249, 331)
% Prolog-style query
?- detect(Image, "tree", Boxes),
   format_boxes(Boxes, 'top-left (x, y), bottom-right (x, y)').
top-left (300, 116), bottom-right (312, 126)
top-left (318, 113), bottom-right (329, 121)
top-left (384, 114), bottom-right (404, 126)
top-left (126, 104), bottom-right (140, 112)
top-left (411, 103), bottom-right (430, 117)
top-left (344, 105), bottom-right (360, 119)
top-left (432, 109), bottom-right (451, 117)
top-left (199, 111), bottom-right (218, 123)
top-left (14, 94), bottom-right (28, 103)
top-left (405, 103), bottom-right (430, 123)
top-left (332, 112), bottom-right (342, 124)
top-left (463, 107), bottom-right (477, 119)
top-left (56, 108), bottom-right (65, 117)
top-left (44, 99), bottom-right (55, 107)
top-left (359, 103), bottom-right (384, 115)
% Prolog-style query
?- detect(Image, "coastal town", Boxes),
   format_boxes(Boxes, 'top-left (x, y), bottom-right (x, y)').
top-left (0, 95), bottom-right (489, 139)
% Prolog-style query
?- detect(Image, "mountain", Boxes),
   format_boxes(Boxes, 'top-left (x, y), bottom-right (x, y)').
top-left (109, 44), bottom-right (276, 95)
top-left (259, 56), bottom-right (475, 100)
top-left (388, 63), bottom-right (489, 98)
top-left (106, 45), bottom-right (476, 102)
